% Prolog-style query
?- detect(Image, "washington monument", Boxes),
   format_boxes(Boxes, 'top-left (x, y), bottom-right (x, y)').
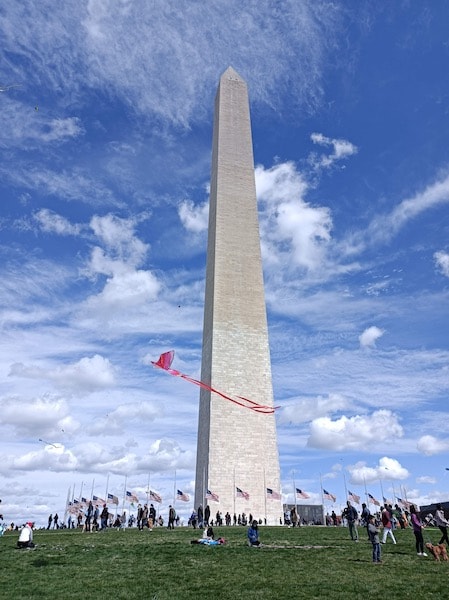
top-left (194, 67), bottom-right (282, 524)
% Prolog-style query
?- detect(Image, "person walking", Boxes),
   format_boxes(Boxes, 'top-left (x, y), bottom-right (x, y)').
top-left (381, 505), bottom-right (396, 545)
top-left (434, 504), bottom-right (449, 546)
top-left (410, 505), bottom-right (427, 556)
top-left (343, 501), bottom-right (359, 541)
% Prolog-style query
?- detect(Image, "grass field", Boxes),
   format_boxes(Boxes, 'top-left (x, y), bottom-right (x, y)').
top-left (1, 524), bottom-right (448, 599)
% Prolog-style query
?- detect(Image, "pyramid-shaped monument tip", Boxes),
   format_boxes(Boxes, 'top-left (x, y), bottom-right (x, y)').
top-left (221, 66), bottom-right (244, 82)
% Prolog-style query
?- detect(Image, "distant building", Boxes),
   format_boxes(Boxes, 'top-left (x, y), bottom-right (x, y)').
top-left (283, 504), bottom-right (324, 525)
top-left (419, 501), bottom-right (449, 520)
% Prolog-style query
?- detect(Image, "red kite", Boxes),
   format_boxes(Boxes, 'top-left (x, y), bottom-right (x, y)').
top-left (151, 351), bottom-right (278, 414)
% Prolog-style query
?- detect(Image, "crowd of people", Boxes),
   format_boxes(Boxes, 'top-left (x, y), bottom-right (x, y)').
top-left (3, 493), bottom-right (449, 562)
top-left (331, 500), bottom-right (449, 563)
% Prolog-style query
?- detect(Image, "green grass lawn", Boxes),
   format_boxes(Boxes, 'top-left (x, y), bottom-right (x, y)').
top-left (1, 525), bottom-right (447, 599)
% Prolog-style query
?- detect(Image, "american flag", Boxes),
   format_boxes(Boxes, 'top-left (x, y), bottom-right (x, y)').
top-left (205, 489), bottom-right (219, 502)
top-left (266, 488), bottom-right (281, 500)
top-left (107, 493), bottom-right (119, 505)
top-left (368, 493), bottom-right (380, 506)
top-left (81, 497), bottom-right (88, 504)
top-left (396, 496), bottom-right (411, 510)
top-left (177, 489), bottom-right (190, 502)
top-left (383, 496), bottom-right (391, 506)
top-left (323, 489), bottom-right (336, 502)
top-left (236, 487), bottom-right (249, 500)
top-left (348, 491), bottom-right (360, 504)
top-left (296, 488), bottom-right (310, 499)
top-left (73, 498), bottom-right (79, 505)
top-left (149, 490), bottom-right (162, 503)
top-left (93, 495), bottom-right (105, 506)
top-left (126, 491), bottom-right (139, 503)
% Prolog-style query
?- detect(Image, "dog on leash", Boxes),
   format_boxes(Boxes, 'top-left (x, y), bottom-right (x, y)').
top-left (425, 542), bottom-right (448, 561)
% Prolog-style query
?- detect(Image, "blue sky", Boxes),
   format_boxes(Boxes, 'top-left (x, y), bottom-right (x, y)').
top-left (1, 1), bottom-right (449, 527)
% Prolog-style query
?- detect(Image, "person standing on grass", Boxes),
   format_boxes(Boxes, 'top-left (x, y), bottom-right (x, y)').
top-left (410, 505), bottom-right (427, 556)
top-left (142, 504), bottom-right (148, 529)
top-left (197, 505), bottom-right (203, 529)
top-left (167, 505), bottom-right (176, 529)
top-left (247, 520), bottom-right (261, 547)
top-left (434, 504), bottom-right (449, 546)
top-left (368, 516), bottom-right (382, 564)
top-left (381, 505), bottom-right (396, 545)
top-left (149, 504), bottom-right (156, 530)
top-left (100, 504), bottom-right (109, 530)
top-left (361, 503), bottom-right (371, 540)
top-left (343, 501), bottom-right (359, 541)
top-left (136, 504), bottom-right (143, 530)
top-left (394, 504), bottom-right (406, 529)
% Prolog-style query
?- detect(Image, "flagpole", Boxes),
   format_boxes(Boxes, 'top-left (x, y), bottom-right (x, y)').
top-left (343, 472), bottom-right (348, 503)
top-left (63, 485), bottom-right (71, 526)
top-left (121, 474), bottom-right (127, 516)
top-left (105, 474), bottom-right (109, 502)
top-left (263, 469), bottom-right (267, 525)
top-left (292, 470), bottom-right (297, 514)
top-left (90, 478), bottom-right (95, 501)
top-left (173, 470), bottom-right (177, 506)
top-left (319, 473), bottom-right (325, 525)
top-left (233, 467), bottom-right (236, 518)
top-left (379, 476), bottom-right (385, 505)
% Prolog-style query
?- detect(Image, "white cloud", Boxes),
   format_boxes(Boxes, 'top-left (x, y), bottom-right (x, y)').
top-left (417, 435), bottom-right (449, 456)
top-left (416, 476), bottom-right (436, 484)
top-left (9, 355), bottom-right (116, 392)
top-left (278, 393), bottom-right (349, 425)
top-left (0, 395), bottom-right (78, 437)
top-left (434, 251), bottom-right (449, 278)
top-left (347, 457), bottom-right (409, 485)
top-left (256, 162), bottom-right (332, 271)
top-left (309, 132), bottom-right (358, 170)
top-left (84, 214), bottom-right (162, 312)
top-left (178, 200), bottom-right (209, 233)
top-left (307, 409), bottom-right (403, 451)
top-left (359, 326), bottom-right (385, 348)
top-left (87, 401), bottom-right (159, 436)
top-left (90, 214), bottom-right (148, 265)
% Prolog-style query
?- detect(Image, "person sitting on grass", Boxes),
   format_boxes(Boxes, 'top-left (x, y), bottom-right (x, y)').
top-left (203, 525), bottom-right (215, 541)
top-left (247, 520), bottom-right (261, 547)
top-left (17, 522), bottom-right (35, 549)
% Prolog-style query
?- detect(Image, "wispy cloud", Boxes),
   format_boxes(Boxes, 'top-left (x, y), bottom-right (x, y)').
top-left (2, 1), bottom-right (343, 126)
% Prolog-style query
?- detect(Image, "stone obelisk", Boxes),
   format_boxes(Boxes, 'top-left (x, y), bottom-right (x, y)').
top-left (194, 67), bottom-right (282, 524)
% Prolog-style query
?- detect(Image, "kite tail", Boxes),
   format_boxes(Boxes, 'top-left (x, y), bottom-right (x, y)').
top-left (151, 351), bottom-right (278, 414)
